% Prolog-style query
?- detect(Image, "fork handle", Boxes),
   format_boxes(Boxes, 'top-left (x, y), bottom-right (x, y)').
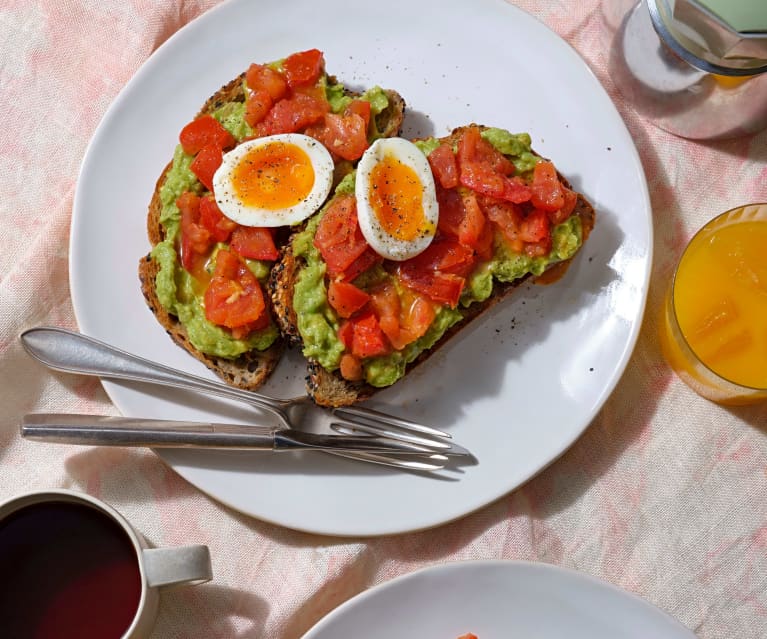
top-left (20, 327), bottom-right (286, 423)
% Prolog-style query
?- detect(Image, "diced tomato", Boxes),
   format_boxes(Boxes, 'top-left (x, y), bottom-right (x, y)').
top-left (339, 353), bottom-right (363, 381)
top-left (190, 145), bottom-right (223, 192)
top-left (282, 49), bottom-right (324, 88)
top-left (229, 226), bottom-right (279, 261)
top-left (428, 143), bottom-right (459, 189)
top-left (400, 293), bottom-right (436, 344)
top-left (459, 191), bottom-right (486, 249)
top-left (313, 195), bottom-right (370, 276)
top-left (437, 188), bottom-right (485, 249)
top-left (204, 249), bottom-right (268, 330)
top-left (531, 160), bottom-right (564, 212)
top-left (400, 237), bottom-right (475, 278)
top-left (254, 93), bottom-right (329, 136)
top-left (456, 126), bottom-right (531, 204)
top-left (338, 320), bottom-right (354, 350)
top-left (525, 236), bottom-right (553, 257)
top-left (480, 196), bottom-right (524, 253)
top-left (366, 279), bottom-right (436, 350)
top-left (345, 99), bottom-right (371, 131)
top-left (395, 237), bottom-right (473, 307)
top-left (368, 280), bottom-right (400, 344)
top-left (550, 185), bottom-right (577, 224)
top-left (502, 176), bottom-right (533, 204)
top-left (368, 280), bottom-right (400, 322)
top-left (179, 115), bottom-right (235, 155)
top-left (339, 248), bottom-right (382, 282)
top-left (178, 192), bottom-right (210, 273)
top-left (397, 270), bottom-right (465, 308)
top-left (245, 63), bottom-right (288, 101)
top-left (328, 281), bottom-right (370, 318)
top-left (460, 162), bottom-right (532, 203)
top-left (306, 112), bottom-right (369, 161)
top-left (244, 88), bottom-right (273, 127)
top-left (519, 208), bottom-right (551, 244)
top-left (212, 245), bottom-right (240, 278)
top-left (199, 195), bottom-right (237, 243)
top-left (474, 220), bottom-right (495, 262)
top-left (456, 126), bottom-right (515, 175)
top-left (437, 187), bottom-right (463, 238)
top-left (348, 310), bottom-right (390, 358)
top-left (459, 160), bottom-right (505, 199)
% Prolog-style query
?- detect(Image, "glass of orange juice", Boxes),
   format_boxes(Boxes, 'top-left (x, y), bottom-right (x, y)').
top-left (660, 203), bottom-right (767, 405)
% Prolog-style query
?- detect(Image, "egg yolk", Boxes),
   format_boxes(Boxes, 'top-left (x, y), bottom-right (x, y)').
top-left (369, 153), bottom-right (431, 241)
top-left (231, 141), bottom-right (315, 210)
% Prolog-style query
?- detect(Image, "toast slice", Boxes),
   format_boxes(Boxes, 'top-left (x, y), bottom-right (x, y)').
top-left (139, 51), bottom-right (405, 391)
top-left (271, 125), bottom-right (596, 406)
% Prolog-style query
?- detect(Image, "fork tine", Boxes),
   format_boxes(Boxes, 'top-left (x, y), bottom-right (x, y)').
top-left (332, 405), bottom-right (452, 439)
top-left (330, 421), bottom-right (453, 451)
top-left (326, 450), bottom-right (448, 471)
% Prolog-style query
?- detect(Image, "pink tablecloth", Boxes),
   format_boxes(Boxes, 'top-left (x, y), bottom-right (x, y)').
top-left (2, 1), bottom-right (766, 637)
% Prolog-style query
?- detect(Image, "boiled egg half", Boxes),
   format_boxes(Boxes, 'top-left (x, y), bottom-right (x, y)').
top-left (213, 133), bottom-right (334, 227)
top-left (355, 137), bottom-right (439, 261)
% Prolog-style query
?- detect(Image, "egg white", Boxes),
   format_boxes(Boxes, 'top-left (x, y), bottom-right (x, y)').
top-left (212, 133), bottom-right (334, 227)
top-left (355, 137), bottom-right (439, 261)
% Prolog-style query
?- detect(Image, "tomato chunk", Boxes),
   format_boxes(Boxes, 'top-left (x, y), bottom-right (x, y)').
top-left (313, 195), bottom-right (370, 276)
top-left (245, 63), bottom-right (288, 101)
top-left (531, 160), bottom-right (564, 212)
top-left (480, 196), bottom-right (524, 253)
top-left (460, 162), bottom-right (532, 203)
top-left (244, 88), bottom-right (273, 128)
top-left (282, 49), bottom-right (324, 88)
top-left (339, 247), bottom-right (382, 282)
top-left (254, 93), bottom-right (329, 136)
top-left (428, 143), bottom-right (459, 189)
top-left (230, 226), bottom-right (279, 261)
top-left (457, 126), bottom-right (515, 175)
top-left (179, 115), bottom-right (235, 155)
top-left (437, 187), bottom-right (485, 249)
top-left (457, 126), bottom-right (530, 203)
top-left (373, 283), bottom-right (436, 350)
top-left (328, 281), bottom-right (370, 318)
top-left (345, 99), bottom-right (371, 131)
top-left (400, 237), bottom-right (475, 278)
top-left (550, 184), bottom-right (577, 224)
top-left (306, 112), bottom-right (368, 161)
top-left (519, 208), bottom-right (551, 243)
top-left (204, 249), bottom-right (268, 330)
top-left (339, 353), bottom-right (363, 381)
top-left (190, 145), bottom-right (223, 192)
top-left (199, 195), bottom-right (237, 243)
top-left (178, 192), bottom-right (210, 273)
top-left (397, 270), bottom-right (465, 308)
top-left (348, 311), bottom-right (390, 358)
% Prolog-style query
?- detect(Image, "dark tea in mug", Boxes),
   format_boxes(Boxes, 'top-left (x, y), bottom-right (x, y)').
top-left (0, 500), bottom-right (142, 639)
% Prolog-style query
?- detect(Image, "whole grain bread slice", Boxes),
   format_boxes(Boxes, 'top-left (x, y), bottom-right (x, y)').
top-left (139, 67), bottom-right (406, 391)
top-left (270, 125), bottom-right (596, 406)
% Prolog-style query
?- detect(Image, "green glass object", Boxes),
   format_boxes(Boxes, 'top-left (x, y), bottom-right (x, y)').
top-left (694, 0), bottom-right (767, 33)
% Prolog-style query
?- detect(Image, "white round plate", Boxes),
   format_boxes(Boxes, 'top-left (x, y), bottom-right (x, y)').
top-left (70, 0), bottom-right (652, 536)
top-left (300, 561), bottom-right (696, 638)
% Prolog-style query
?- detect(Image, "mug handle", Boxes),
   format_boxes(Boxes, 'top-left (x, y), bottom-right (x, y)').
top-left (142, 545), bottom-right (212, 588)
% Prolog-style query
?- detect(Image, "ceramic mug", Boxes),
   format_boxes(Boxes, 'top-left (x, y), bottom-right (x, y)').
top-left (0, 489), bottom-right (212, 638)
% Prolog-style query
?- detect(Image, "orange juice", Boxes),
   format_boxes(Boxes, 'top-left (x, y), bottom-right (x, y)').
top-left (661, 204), bottom-right (767, 404)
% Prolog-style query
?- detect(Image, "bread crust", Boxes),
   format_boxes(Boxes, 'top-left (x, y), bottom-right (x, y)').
top-left (139, 66), bottom-right (405, 391)
top-left (272, 125), bottom-right (596, 406)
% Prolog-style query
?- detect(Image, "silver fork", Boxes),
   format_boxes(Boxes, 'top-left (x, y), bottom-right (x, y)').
top-left (20, 327), bottom-right (464, 470)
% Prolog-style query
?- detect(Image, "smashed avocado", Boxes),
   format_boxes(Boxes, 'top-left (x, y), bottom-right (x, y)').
top-left (152, 102), bottom-right (276, 359)
top-left (153, 79), bottom-right (390, 360)
top-left (293, 132), bottom-right (584, 388)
